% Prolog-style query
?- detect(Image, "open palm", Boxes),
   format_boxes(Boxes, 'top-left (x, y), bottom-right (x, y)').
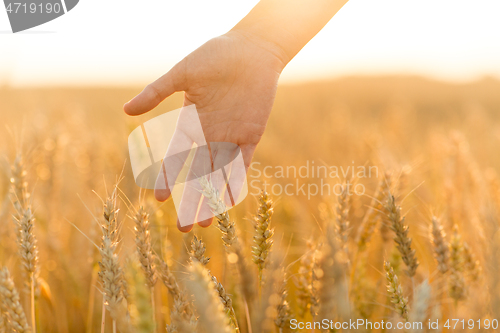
top-left (124, 31), bottom-right (287, 231)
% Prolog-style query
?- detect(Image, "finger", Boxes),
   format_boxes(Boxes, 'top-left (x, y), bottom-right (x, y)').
top-left (155, 105), bottom-right (206, 202)
top-left (176, 146), bottom-right (212, 227)
top-left (240, 144), bottom-right (257, 173)
top-left (197, 216), bottom-right (214, 228)
top-left (177, 219), bottom-right (193, 233)
top-left (124, 63), bottom-right (184, 116)
top-left (154, 128), bottom-right (193, 202)
top-left (222, 147), bottom-right (248, 207)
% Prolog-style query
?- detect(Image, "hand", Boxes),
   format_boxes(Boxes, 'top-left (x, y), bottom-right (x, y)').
top-left (124, 30), bottom-right (287, 232)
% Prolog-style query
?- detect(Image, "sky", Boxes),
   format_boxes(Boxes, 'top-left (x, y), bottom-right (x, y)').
top-left (0, 0), bottom-right (499, 86)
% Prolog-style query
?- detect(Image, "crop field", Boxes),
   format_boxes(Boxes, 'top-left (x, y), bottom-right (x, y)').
top-left (0, 76), bottom-right (500, 332)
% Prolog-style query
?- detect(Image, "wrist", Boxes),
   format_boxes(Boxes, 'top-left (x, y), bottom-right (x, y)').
top-left (226, 28), bottom-right (291, 71)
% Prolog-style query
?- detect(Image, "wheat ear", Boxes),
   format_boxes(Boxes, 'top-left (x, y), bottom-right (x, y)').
top-left (317, 222), bottom-right (349, 321)
top-left (409, 280), bottom-right (431, 332)
top-left (133, 206), bottom-right (157, 330)
top-left (189, 235), bottom-right (210, 266)
top-left (294, 240), bottom-right (315, 318)
top-left (98, 191), bottom-right (131, 333)
top-left (430, 217), bottom-right (450, 274)
top-left (158, 257), bottom-right (195, 332)
top-left (336, 181), bottom-right (350, 250)
top-left (185, 262), bottom-right (231, 333)
top-left (189, 235), bottom-right (239, 332)
top-left (133, 207), bottom-right (157, 288)
top-left (252, 190), bottom-right (274, 284)
top-left (384, 261), bottom-right (409, 321)
top-left (198, 176), bottom-right (255, 303)
top-left (0, 267), bottom-right (31, 333)
top-left (10, 156), bottom-right (38, 332)
top-left (462, 242), bottom-right (481, 281)
top-left (274, 280), bottom-right (293, 332)
top-left (212, 276), bottom-right (240, 332)
top-left (385, 195), bottom-right (419, 277)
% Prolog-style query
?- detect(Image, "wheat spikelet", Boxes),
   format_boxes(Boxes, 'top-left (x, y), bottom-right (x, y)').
top-left (0, 267), bottom-right (31, 333)
top-left (430, 217), bottom-right (450, 274)
top-left (409, 280), bottom-right (431, 332)
top-left (185, 262), bottom-right (231, 333)
top-left (190, 235), bottom-right (210, 266)
top-left (133, 207), bottom-right (157, 287)
top-left (384, 261), bottom-right (409, 321)
top-left (385, 195), bottom-right (419, 277)
top-left (252, 190), bottom-right (274, 283)
top-left (449, 225), bottom-right (466, 302)
top-left (357, 175), bottom-right (392, 251)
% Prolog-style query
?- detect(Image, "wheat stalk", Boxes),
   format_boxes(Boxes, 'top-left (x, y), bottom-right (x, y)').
top-left (252, 190), bottom-right (274, 284)
top-left (0, 267), bottom-right (31, 333)
top-left (384, 261), bottom-right (409, 321)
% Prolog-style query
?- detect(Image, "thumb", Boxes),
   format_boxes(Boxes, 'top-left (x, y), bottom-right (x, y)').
top-left (124, 62), bottom-right (185, 116)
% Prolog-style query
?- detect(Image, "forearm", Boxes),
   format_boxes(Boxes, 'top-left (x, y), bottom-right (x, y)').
top-left (231, 0), bottom-right (349, 64)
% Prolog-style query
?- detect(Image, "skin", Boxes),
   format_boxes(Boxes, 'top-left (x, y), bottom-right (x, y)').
top-left (124, 0), bottom-right (349, 232)
top-left (124, 31), bottom-right (286, 231)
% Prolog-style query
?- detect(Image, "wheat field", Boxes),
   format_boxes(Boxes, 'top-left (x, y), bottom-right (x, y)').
top-left (1, 76), bottom-right (500, 332)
